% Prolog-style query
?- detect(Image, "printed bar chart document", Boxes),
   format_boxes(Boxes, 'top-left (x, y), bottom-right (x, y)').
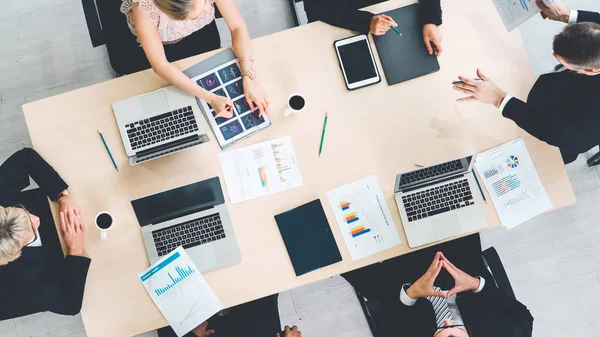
top-left (491, 0), bottom-right (540, 31)
top-left (219, 136), bottom-right (303, 204)
top-left (327, 175), bottom-right (401, 260)
top-left (139, 247), bottom-right (223, 337)
top-left (475, 138), bottom-right (552, 229)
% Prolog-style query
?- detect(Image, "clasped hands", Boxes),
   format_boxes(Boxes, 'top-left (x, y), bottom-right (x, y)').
top-left (406, 251), bottom-right (481, 300)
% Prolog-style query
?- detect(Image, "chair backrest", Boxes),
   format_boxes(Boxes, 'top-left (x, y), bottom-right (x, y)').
top-left (81, 0), bottom-right (223, 48)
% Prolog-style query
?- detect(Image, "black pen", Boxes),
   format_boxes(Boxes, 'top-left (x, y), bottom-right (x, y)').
top-left (452, 78), bottom-right (482, 86)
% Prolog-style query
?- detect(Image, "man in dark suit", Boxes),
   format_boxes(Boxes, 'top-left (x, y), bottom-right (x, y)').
top-left (342, 234), bottom-right (533, 337)
top-left (303, 0), bottom-right (444, 55)
top-left (0, 148), bottom-right (90, 319)
top-left (452, 0), bottom-right (600, 164)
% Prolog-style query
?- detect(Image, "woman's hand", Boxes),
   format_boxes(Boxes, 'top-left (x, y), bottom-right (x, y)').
top-left (370, 15), bottom-right (397, 35)
top-left (423, 24), bottom-right (443, 55)
top-left (210, 94), bottom-right (234, 119)
top-left (243, 77), bottom-right (270, 117)
top-left (60, 209), bottom-right (85, 257)
top-left (58, 195), bottom-right (78, 216)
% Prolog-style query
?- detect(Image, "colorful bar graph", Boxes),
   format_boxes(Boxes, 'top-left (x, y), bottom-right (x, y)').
top-left (491, 174), bottom-right (521, 197)
top-left (350, 225), bottom-right (371, 238)
top-left (345, 212), bottom-right (359, 224)
top-left (154, 264), bottom-right (195, 297)
top-left (339, 201), bottom-right (350, 211)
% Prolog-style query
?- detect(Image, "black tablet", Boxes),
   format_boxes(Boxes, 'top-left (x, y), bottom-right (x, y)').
top-left (334, 34), bottom-right (382, 90)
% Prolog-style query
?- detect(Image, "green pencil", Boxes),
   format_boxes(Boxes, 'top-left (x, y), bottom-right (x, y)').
top-left (318, 112), bottom-right (328, 157)
top-left (391, 26), bottom-right (403, 36)
top-left (98, 129), bottom-right (119, 172)
top-left (471, 169), bottom-right (486, 203)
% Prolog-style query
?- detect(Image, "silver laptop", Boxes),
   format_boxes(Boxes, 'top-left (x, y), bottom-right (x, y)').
top-left (394, 156), bottom-right (487, 248)
top-left (131, 177), bottom-right (241, 272)
top-left (112, 86), bottom-right (210, 166)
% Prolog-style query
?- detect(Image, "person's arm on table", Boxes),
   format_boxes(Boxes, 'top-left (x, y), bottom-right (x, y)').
top-left (216, 0), bottom-right (269, 116)
top-left (536, 0), bottom-right (600, 24)
top-left (132, 3), bottom-right (234, 119)
top-left (39, 209), bottom-right (90, 315)
top-left (453, 69), bottom-right (557, 143)
top-left (420, 0), bottom-right (444, 55)
top-left (302, 0), bottom-right (397, 36)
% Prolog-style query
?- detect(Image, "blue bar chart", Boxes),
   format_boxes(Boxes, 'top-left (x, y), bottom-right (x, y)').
top-left (155, 265), bottom-right (195, 296)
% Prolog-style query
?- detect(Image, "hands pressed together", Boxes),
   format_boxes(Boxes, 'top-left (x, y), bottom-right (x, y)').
top-left (192, 322), bottom-right (301, 337)
top-left (406, 252), bottom-right (481, 300)
top-left (58, 196), bottom-right (85, 257)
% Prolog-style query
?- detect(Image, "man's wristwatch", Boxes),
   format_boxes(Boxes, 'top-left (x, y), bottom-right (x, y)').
top-left (241, 68), bottom-right (257, 80)
top-left (57, 188), bottom-right (70, 200)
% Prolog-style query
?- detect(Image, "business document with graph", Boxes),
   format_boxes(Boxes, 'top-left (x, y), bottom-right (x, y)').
top-left (138, 247), bottom-right (223, 337)
top-left (475, 138), bottom-right (552, 229)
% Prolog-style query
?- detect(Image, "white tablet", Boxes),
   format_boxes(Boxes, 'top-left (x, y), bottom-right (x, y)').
top-left (334, 34), bottom-right (381, 90)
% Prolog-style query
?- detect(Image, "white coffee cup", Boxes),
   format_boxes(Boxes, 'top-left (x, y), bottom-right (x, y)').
top-left (284, 93), bottom-right (306, 116)
top-left (95, 212), bottom-right (114, 240)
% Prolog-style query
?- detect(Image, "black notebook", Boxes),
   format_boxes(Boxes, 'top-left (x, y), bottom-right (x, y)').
top-left (275, 199), bottom-right (342, 276)
top-left (373, 4), bottom-right (440, 85)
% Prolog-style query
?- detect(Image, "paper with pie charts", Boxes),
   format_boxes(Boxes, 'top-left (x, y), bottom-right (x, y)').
top-left (475, 138), bottom-right (552, 229)
top-left (191, 59), bottom-right (271, 148)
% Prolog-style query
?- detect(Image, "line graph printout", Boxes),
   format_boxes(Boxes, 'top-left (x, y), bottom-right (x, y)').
top-left (139, 247), bottom-right (222, 337)
top-left (219, 136), bottom-right (303, 204)
top-left (475, 138), bottom-right (552, 229)
top-left (491, 0), bottom-right (540, 31)
top-left (327, 175), bottom-right (401, 260)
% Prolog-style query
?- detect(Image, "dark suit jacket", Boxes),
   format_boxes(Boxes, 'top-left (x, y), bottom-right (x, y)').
top-left (303, 0), bottom-right (442, 35)
top-left (503, 10), bottom-right (600, 163)
top-left (382, 282), bottom-right (534, 337)
top-left (0, 148), bottom-right (91, 319)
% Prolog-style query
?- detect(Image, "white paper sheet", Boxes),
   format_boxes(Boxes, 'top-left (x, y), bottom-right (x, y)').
top-left (491, 0), bottom-right (540, 31)
top-left (139, 247), bottom-right (223, 337)
top-left (475, 138), bottom-right (552, 229)
top-left (327, 175), bottom-right (402, 260)
top-left (219, 136), bottom-right (303, 204)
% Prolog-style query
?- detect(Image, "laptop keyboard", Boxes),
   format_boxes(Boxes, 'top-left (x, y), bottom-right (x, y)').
top-left (125, 106), bottom-right (199, 151)
top-left (402, 179), bottom-right (474, 222)
top-left (400, 160), bottom-right (463, 186)
top-left (152, 213), bottom-right (226, 257)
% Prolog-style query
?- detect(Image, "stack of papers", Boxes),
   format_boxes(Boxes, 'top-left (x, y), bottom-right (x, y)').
top-left (327, 176), bottom-right (402, 260)
top-left (475, 138), bottom-right (552, 229)
top-left (219, 136), bottom-right (303, 204)
top-left (139, 247), bottom-right (223, 337)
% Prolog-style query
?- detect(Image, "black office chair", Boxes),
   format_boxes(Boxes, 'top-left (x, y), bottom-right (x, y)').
top-left (289, 0), bottom-right (303, 26)
top-left (352, 237), bottom-right (516, 336)
top-left (80, 0), bottom-right (222, 75)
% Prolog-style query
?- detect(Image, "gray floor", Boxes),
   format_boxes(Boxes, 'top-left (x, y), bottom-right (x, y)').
top-left (1, 0), bottom-right (599, 336)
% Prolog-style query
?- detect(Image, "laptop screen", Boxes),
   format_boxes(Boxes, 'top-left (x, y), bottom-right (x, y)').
top-left (131, 177), bottom-right (224, 227)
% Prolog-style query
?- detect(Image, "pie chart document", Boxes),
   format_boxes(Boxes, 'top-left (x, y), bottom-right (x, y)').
top-left (475, 138), bottom-right (552, 229)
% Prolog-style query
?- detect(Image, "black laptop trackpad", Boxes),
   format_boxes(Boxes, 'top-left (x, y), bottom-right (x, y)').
top-left (131, 177), bottom-right (223, 227)
top-left (275, 199), bottom-right (342, 276)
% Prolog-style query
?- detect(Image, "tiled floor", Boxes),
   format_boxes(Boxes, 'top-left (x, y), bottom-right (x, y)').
top-left (2, 0), bottom-right (600, 336)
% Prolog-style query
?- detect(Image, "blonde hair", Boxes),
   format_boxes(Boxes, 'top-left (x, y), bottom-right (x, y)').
top-left (0, 206), bottom-right (31, 265)
top-left (153, 0), bottom-right (196, 20)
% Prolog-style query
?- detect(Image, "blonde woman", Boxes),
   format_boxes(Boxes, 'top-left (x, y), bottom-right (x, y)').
top-left (121, 0), bottom-right (270, 118)
top-left (0, 148), bottom-right (90, 320)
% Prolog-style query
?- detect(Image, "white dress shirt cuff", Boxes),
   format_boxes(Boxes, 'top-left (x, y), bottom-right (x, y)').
top-left (473, 276), bottom-right (486, 293)
top-left (498, 94), bottom-right (513, 112)
top-left (400, 283), bottom-right (418, 306)
top-left (568, 10), bottom-right (578, 24)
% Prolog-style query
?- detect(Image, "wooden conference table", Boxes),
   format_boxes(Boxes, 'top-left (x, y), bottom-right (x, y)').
top-left (22, 0), bottom-right (575, 336)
